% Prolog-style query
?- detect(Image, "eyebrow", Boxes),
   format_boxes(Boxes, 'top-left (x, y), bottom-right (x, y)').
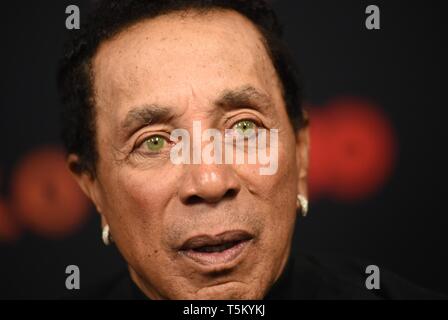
top-left (214, 85), bottom-right (274, 115)
top-left (120, 104), bottom-right (174, 138)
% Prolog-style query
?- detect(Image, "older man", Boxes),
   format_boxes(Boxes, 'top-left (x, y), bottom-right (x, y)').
top-left (58, 0), bottom-right (443, 300)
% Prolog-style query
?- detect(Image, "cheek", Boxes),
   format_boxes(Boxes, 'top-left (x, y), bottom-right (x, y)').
top-left (235, 137), bottom-right (298, 238)
top-left (100, 165), bottom-right (178, 251)
top-left (271, 140), bottom-right (299, 219)
top-left (239, 135), bottom-right (298, 204)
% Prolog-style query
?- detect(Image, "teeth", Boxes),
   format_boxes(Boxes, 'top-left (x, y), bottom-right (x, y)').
top-left (194, 241), bottom-right (239, 253)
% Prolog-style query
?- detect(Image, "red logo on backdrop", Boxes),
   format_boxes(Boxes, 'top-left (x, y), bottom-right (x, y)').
top-left (308, 97), bottom-right (396, 201)
top-left (0, 147), bottom-right (90, 242)
top-left (0, 97), bottom-right (397, 242)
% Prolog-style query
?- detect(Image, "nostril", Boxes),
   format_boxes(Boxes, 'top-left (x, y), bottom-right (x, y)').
top-left (185, 195), bottom-right (203, 205)
top-left (224, 188), bottom-right (238, 199)
top-left (184, 188), bottom-right (239, 205)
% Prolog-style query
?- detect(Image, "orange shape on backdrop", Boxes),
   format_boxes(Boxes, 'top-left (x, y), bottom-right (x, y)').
top-left (11, 147), bottom-right (90, 238)
top-left (308, 97), bottom-right (396, 201)
top-left (0, 199), bottom-right (21, 242)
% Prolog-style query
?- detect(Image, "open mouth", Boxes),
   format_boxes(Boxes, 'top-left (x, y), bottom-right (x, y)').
top-left (191, 239), bottom-right (244, 253)
top-left (178, 230), bottom-right (253, 266)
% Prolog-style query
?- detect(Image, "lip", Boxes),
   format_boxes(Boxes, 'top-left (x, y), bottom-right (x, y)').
top-left (178, 230), bottom-right (254, 267)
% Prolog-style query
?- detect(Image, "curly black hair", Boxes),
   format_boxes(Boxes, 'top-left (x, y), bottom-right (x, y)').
top-left (58, 0), bottom-right (304, 177)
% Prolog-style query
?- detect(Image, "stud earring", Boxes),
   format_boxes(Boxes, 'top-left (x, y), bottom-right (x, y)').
top-left (297, 194), bottom-right (309, 217)
top-left (102, 224), bottom-right (113, 246)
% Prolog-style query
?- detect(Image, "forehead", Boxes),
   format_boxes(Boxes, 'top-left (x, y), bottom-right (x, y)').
top-left (92, 9), bottom-right (281, 124)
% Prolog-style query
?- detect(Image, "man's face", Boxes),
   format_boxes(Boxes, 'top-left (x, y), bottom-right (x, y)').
top-left (82, 9), bottom-right (305, 299)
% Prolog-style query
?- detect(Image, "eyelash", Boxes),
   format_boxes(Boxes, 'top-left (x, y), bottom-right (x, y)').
top-left (132, 132), bottom-right (173, 157)
top-left (229, 116), bottom-right (264, 130)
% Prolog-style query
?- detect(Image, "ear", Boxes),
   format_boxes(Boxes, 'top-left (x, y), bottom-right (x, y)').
top-left (67, 154), bottom-right (106, 220)
top-left (295, 111), bottom-right (310, 199)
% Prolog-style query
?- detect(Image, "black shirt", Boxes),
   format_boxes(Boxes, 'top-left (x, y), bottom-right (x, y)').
top-left (73, 252), bottom-right (447, 300)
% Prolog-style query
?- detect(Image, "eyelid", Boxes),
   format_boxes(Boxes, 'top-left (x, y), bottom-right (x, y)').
top-left (224, 109), bottom-right (263, 124)
top-left (133, 131), bottom-right (173, 153)
top-left (227, 115), bottom-right (265, 131)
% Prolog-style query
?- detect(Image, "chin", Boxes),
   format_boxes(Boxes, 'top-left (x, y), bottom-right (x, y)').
top-left (186, 282), bottom-right (265, 300)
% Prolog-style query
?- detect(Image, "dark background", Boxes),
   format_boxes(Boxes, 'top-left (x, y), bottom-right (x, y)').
top-left (0, 0), bottom-right (447, 299)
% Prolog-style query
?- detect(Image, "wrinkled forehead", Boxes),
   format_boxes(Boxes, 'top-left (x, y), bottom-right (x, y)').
top-left (91, 9), bottom-right (282, 125)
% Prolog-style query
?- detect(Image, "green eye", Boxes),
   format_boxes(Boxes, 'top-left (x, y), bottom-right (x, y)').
top-left (145, 136), bottom-right (166, 152)
top-left (233, 120), bottom-right (257, 136)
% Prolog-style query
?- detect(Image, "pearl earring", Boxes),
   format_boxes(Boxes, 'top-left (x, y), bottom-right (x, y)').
top-left (297, 194), bottom-right (309, 217)
top-left (102, 224), bottom-right (113, 246)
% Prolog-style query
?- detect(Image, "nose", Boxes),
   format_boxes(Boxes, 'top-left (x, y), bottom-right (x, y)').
top-left (178, 163), bottom-right (241, 205)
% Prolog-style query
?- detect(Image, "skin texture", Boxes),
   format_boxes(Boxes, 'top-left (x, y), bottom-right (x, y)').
top-left (70, 9), bottom-right (309, 300)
